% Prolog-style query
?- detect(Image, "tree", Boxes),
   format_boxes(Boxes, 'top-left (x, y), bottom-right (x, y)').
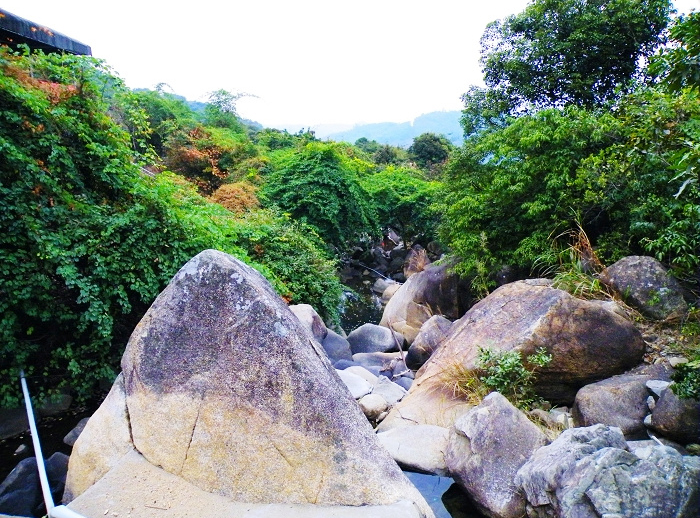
top-left (408, 132), bottom-right (453, 171)
top-left (480, 0), bottom-right (672, 111)
top-left (650, 12), bottom-right (700, 92)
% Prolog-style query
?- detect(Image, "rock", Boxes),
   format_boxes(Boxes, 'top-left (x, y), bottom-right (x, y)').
top-left (372, 376), bottom-right (408, 407)
top-left (336, 369), bottom-right (373, 399)
top-left (380, 280), bottom-right (645, 431)
top-left (445, 393), bottom-right (548, 518)
top-left (382, 283), bottom-right (402, 303)
top-left (403, 246), bottom-right (431, 278)
top-left (358, 394), bottom-right (388, 420)
top-left (0, 408), bottom-right (29, 440)
top-left (377, 425), bottom-right (450, 476)
top-left (0, 452), bottom-right (68, 517)
top-left (572, 374), bottom-right (654, 438)
top-left (38, 393), bottom-right (73, 417)
top-left (380, 259), bottom-right (471, 346)
top-left (649, 387), bottom-right (700, 444)
top-left (647, 379), bottom-right (671, 398)
top-left (394, 377), bottom-right (413, 391)
top-left (669, 356), bottom-right (689, 368)
top-left (65, 250), bottom-right (431, 515)
top-left (405, 315), bottom-right (452, 371)
top-left (516, 424), bottom-right (700, 518)
top-left (628, 439), bottom-right (688, 456)
top-left (372, 278), bottom-right (398, 295)
top-left (321, 329), bottom-right (353, 364)
top-left (347, 323), bottom-right (404, 354)
top-left (63, 417), bottom-right (90, 447)
top-left (64, 374), bottom-right (134, 501)
top-left (601, 255), bottom-right (688, 320)
top-left (344, 366), bottom-right (379, 386)
top-left (67, 449), bottom-right (429, 518)
top-left (290, 304), bottom-right (328, 343)
top-left (352, 352), bottom-right (405, 376)
top-left (0, 457), bottom-right (39, 517)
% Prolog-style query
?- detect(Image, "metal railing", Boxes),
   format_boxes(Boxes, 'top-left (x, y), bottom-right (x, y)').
top-left (20, 371), bottom-right (87, 518)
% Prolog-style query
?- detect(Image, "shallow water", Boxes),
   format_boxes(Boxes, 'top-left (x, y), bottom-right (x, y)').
top-left (404, 471), bottom-right (484, 518)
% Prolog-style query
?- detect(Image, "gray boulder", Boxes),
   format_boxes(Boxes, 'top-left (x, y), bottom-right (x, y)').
top-left (289, 303), bottom-right (328, 343)
top-left (65, 250), bottom-right (432, 516)
top-left (377, 425), bottom-right (450, 476)
top-left (516, 424), bottom-right (700, 518)
top-left (63, 417), bottom-right (90, 447)
top-left (649, 387), bottom-right (700, 444)
top-left (336, 369), bottom-right (372, 399)
top-left (347, 323), bottom-right (404, 354)
top-left (321, 329), bottom-right (353, 364)
top-left (0, 453), bottom-right (68, 517)
top-left (380, 259), bottom-right (471, 345)
top-left (358, 393), bottom-right (388, 420)
top-left (372, 376), bottom-right (408, 407)
top-left (379, 280), bottom-right (645, 432)
top-left (405, 315), bottom-right (452, 371)
top-left (601, 256), bottom-right (687, 320)
top-left (445, 393), bottom-right (548, 518)
top-left (572, 374), bottom-right (653, 438)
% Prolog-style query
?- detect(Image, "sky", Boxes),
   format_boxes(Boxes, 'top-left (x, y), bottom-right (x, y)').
top-left (3, 1), bottom-right (697, 130)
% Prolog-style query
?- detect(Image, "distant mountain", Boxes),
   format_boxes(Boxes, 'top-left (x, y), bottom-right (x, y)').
top-left (323, 111), bottom-right (464, 147)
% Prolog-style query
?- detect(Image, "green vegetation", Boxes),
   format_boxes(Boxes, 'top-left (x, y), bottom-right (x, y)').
top-left (3, 1), bottom-right (699, 410)
top-left (443, 347), bottom-right (552, 410)
top-left (0, 49), bottom-right (344, 406)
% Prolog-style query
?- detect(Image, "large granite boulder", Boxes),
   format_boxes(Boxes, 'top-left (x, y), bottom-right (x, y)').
top-left (377, 425), bottom-right (450, 476)
top-left (516, 424), bottom-right (700, 518)
top-left (290, 304), bottom-right (328, 343)
top-left (601, 256), bottom-right (687, 320)
top-left (380, 260), bottom-right (471, 345)
top-left (378, 280), bottom-right (645, 431)
top-left (572, 373), bottom-right (654, 438)
top-left (347, 323), bottom-right (403, 354)
top-left (64, 374), bottom-right (134, 500)
top-left (445, 393), bottom-right (548, 518)
top-left (68, 450), bottom-right (427, 518)
top-left (649, 387), bottom-right (700, 444)
top-left (65, 250), bottom-right (432, 516)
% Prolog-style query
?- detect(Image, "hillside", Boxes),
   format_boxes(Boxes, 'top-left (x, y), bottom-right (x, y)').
top-left (323, 111), bottom-right (464, 147)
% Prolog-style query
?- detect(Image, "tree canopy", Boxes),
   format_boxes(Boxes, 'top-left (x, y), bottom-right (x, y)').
top-left (479, 0), bottom-right (672, 112)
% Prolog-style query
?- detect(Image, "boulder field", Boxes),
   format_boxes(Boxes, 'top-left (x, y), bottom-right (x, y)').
top-left (7, 249), bottom-right (693, 518)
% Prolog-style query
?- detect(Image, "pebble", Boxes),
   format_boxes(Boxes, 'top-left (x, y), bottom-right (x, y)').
top-left (646, 379), bottom-right (670, 398)
top-left (646, 395), bottom-right (656, 411)
top-left (668, 356), bottom-right (689, 368)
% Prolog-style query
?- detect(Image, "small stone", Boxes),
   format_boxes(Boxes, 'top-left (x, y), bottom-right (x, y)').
top-left (646, 379), bottom-right (671, 398)
top-left (647, 396), bottom-right (656, 412)
top-left (644, 414), bottom-right (653, 427)
top-left (14, 444), bottom-right (28, 455)
top-left (358, 394), bottom-right (388, 421)
top-left (335, 369), bottom-right (372, 399)
top-left (668, 356), bottom-right (689, 368)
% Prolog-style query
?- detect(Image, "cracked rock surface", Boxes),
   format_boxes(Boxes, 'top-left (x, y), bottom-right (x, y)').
top-left (64, 250), bottom-right (432, 516)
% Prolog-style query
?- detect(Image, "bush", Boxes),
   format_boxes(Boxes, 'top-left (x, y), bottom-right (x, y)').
top-left (261, 142), bottom-right (379, 249)
top-left (210, 181), bottom-right (260, 214)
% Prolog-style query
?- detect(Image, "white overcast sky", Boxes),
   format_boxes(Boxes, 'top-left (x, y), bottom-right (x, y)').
top-left (3, 1), bottom-right (697, 129)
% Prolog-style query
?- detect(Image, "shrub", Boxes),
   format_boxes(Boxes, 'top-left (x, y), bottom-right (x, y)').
top-left (261, 142), bottom-right (379, 249)
top-left (210, 181), bottom-right (260, 214)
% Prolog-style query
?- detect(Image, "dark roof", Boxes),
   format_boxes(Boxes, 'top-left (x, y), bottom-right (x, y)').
top-left (0, 8), bottom-right (91, 55)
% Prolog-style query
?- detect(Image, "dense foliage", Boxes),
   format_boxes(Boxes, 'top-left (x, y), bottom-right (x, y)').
top-left (479, 0), bottom-right (671, 111)
top-left (261, 142), bottom-right (380, 249)
top-left (0, 49), bottom-right (343, 406)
